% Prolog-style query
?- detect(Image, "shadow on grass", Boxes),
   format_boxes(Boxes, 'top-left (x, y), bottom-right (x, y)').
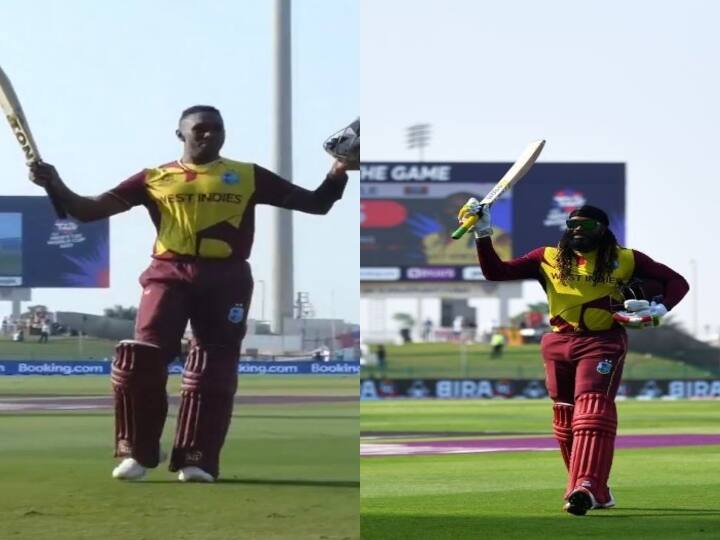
top-left (0, 413), bottom-right (358, 420)
top-left (143, 478), bottom-right (359, 488)
top-left (218, 478), bottom-right (359, 488)
top-left (597, 507), bottom-right (720, 518)
top-left (360, 431), bottom-right (545, 438)
top-left (236, 414), bottom-right (359, 421)
top-left (361, 513), bottom-right (720, 540)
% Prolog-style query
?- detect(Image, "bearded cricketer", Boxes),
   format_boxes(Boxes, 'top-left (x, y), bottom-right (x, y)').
top-left (458, 201), bottom-right (689, 515)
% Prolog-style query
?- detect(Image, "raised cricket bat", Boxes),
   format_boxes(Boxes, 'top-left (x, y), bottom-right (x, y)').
top-left (452, 139), bottom-right (545, 239)
top-left (0, 66), bottom-right (67, 218)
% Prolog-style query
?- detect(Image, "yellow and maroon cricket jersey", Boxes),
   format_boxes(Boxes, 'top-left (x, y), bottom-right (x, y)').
top-left (475, 237), bottom-right (689, 333)
top-left (107, 158), bottom-right (346, 260)
top-left (537, 246), bottom-right (634, 332)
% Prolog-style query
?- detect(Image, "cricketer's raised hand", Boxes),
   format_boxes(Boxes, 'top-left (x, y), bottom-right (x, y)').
top-left (458, 197), bottom-right (493, 239)
top-left (29, 161), bottom-right (61, 189)
top-left (329, 159), bottom-right (352, 178)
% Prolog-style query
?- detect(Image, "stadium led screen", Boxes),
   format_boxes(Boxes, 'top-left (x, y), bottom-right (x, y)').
top-left (360, 162), bottom-right (624, 282)
top-left (0, 197), bottom-right (109, 287)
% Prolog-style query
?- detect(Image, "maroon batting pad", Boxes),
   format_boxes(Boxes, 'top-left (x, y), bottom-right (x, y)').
top-left (111, 340), bottom-right (169, 467)
top-left (566, 392), bottom-right (617, 504)
top-left (552, 402), bottom-right (574, 471)
top-left (170, 345), bottom-right (239, 478)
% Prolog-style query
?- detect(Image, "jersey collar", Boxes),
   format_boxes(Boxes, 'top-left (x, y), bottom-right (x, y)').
top-left (178, 157), bottom-right (224, 173)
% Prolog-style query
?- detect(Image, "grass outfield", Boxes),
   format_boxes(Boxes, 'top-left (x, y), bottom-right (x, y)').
top-left (0, 375), bottom-right (359, 540)
top-left (0, 336), bottom-right (116, 360)
top-left (361, 400), bottom-right (720, 436)
top-left (0, 374), bottom-right (354, 397)
top-left (361, 342), bottom-right (713, 379)
top-left (360, 400), bottom-right (720, 539)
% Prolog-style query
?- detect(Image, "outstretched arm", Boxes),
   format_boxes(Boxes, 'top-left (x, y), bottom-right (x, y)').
top-left (458, 198), bottom-right (543, 281)
top-left (475, 237), bottom-right (544, 281)
top-left (253, 161), bottom-right (348, 214)
top-left (29, 162), bottom-right (130, 222)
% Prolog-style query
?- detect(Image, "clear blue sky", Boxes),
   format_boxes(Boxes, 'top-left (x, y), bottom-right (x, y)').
top-left (0, 0), bottom-right (359, 322)
top-left (361, 0), bottom-right (720, 336)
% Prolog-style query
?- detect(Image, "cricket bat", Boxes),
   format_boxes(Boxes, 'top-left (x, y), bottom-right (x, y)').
top-left (452, 139), bottom-right (545, 239)
top-left (0, 66), bottom-right (67, 218)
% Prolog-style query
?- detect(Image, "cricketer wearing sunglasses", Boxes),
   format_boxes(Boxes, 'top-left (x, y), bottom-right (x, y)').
top-left (458, 200), bottom-right (689, 516)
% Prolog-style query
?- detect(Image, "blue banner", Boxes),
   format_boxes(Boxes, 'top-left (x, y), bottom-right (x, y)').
top-left (0, 196), bottom-right (109, 288)
top-left (0, 360), bottom-right (359, 376)
top-left (360, 161), bottom-right (625, 282)
top-left (512, 163), bottom-right (625, 256)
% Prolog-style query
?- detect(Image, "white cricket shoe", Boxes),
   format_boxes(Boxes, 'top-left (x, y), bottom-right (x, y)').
top-left (111, 450), bottom-right (166, 481)
top-left (178, 466), bottom-right (214, 483)
top-left (112, 458), bottom-right (147, 481)
top-left (593, 488), bottom-right (616, 509)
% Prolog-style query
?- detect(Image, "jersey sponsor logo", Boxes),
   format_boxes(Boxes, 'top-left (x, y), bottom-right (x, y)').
top-left (222, 171), bottom-right (240, 185)
top-left (197, 193), bottom-right (244, 203)
top-left (228, 304), bottom-right (245, 324)
top-left (596, 358), bottom-right (613, 375)
top-left (158, 193), bottom-right (245, 204)
top-left (548, 272), bottom-right (619, 285)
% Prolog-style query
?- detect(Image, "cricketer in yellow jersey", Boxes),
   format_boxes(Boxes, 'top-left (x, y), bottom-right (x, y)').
top-left (458, 200), bottom-right (689, 516)
top-left (30, 105), bottom-right (355, 482)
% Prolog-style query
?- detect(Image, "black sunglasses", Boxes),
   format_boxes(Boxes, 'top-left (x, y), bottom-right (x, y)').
top-left (565, 218), bottom-right (601, 232)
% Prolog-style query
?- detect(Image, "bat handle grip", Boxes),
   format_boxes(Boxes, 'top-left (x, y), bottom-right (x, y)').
top-left (451, 214), bottom-right (479, 240)
top-left (28, 159), bottom-right (68, 219)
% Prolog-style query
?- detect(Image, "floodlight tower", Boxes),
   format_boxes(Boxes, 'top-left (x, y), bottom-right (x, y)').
top-left (406, 123), bottom-right (432, 161)
top-left (272, 0), bottom-right (294, 334)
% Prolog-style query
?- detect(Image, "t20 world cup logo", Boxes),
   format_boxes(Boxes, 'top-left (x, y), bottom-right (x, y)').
top-left (543, 189), bottom-right (586, 230)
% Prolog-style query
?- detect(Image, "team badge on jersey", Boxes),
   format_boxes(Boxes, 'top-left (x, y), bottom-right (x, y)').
top-left (222, 171), bottom-right (240, 185)
top-left (228, 303), bottom-right (245, 324)
top-left (596, 358), bottom-right (613, 375)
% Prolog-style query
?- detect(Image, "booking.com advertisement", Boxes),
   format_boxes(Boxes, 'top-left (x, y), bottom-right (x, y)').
top-left (0, 360), bottom-right (360, 376)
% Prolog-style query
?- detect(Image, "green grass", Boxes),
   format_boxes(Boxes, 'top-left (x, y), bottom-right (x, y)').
top-left (361, 399), bottom-right (720, 437)
top-left (0, 375), bottom-right (359, 540)
top-left (0, 375), bottom-right (354, 397)
top-left (0, 336), bottom-right (116, 360)
top-left (361, 342), bottom-right (714, 379)
top-left (360, 399), bottom-right (720, 539)
top-left (362, 448), bottom-right (720, 539)
top-left (0, 249), bottom-right (22, 274)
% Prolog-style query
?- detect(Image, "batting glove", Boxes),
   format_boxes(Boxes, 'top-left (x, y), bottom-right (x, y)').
top-left (458, 197), bottom-right (493, 238)
top-left (613, 301), bottom-right (668, 329)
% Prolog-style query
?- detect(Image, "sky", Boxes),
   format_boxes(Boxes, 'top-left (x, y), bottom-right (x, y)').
top-left (0, 0), bottom-right (359, 324)
top-left (360, 0), bottom-right (720, 338)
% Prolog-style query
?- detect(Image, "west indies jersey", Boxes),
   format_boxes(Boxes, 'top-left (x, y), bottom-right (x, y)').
top-left (107, 158), bottom-right (347, 260)
top-left (475, 237), bottom-right (689, 333)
